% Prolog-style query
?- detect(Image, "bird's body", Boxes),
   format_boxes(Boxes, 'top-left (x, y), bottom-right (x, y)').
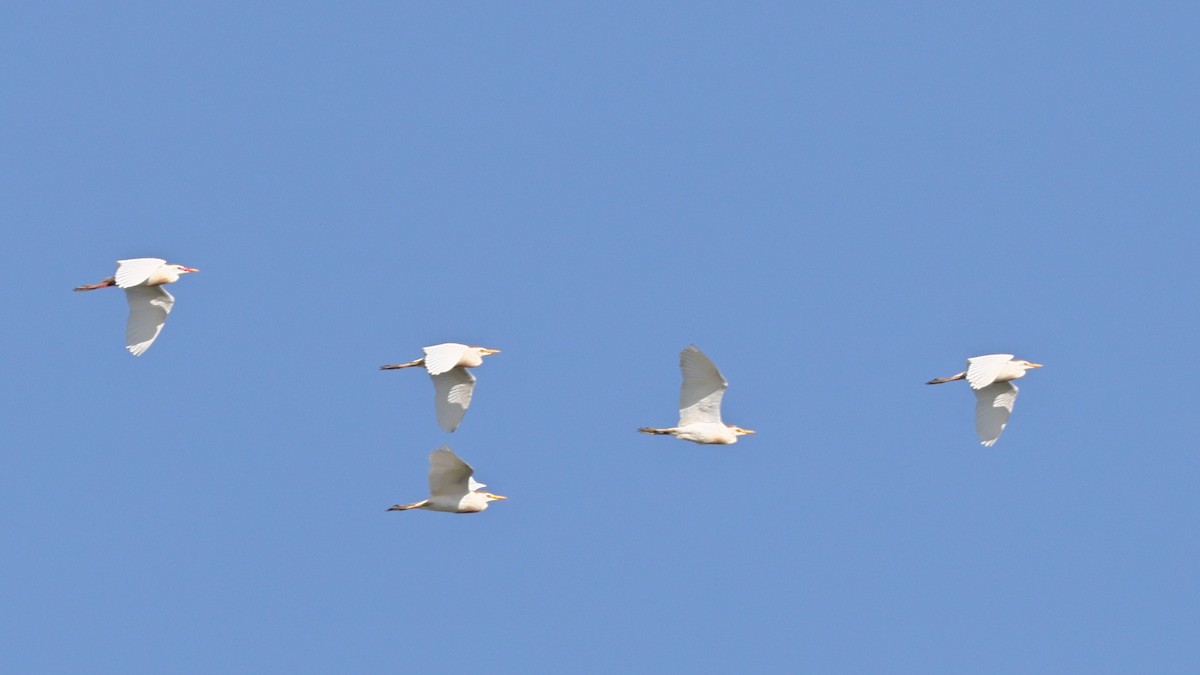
top-left (927, 354), bottom-right (1043, 446)
top-left (388, 447), bottom-right (506, 514)
top-left (380, 343), bottom-right (500, 432)
top-left (392, 492), bottom-right (494, 513)
top-left (639, 421), bottom-right (745, 445)
top-left (639, 345), bottom-right (755, 445)
top-left (74, 258), bottom-right (199, 356)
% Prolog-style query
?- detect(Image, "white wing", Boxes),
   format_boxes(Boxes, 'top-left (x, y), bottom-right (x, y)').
top-left (678, 345), bottom-right (728, 426)
top-left (124, 286), bottom-right (174, 356)
top-left (114, 258), bottom-right (167, 289)
top-left (422, 343), bottom-right (470, 375)
top-left (427, 447), bottom-right (474, 498)
top-left (974, 382), bottom-right (1018, 447)
top-left (965, 354), bottom-right (1016, 390)
top-left (431, 367), bottom-right (476, 432)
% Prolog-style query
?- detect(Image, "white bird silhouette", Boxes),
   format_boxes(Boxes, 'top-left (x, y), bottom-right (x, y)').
top-left (639, 345), bottom-right (756, 444)
top-left (74, 258), bottom-right (199, 356)
top-left (380, 343), bottom-right (500, 432)
top-left (388, 447), bottom-right (507, 513)
top-left (927, 354), bottom-right (1043, 446)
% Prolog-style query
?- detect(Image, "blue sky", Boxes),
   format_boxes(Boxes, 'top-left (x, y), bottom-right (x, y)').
top-left (2, 2), bottom-right (1198, 672)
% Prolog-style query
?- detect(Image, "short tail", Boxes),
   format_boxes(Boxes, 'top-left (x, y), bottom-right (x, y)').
top-left (926, 372), bottom-right (966, 385)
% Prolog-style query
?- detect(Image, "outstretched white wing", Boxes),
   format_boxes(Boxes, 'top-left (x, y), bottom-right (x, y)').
top-left (678, 345), bottom-right (728, 426)
top-left (432, 367), bottom-right (476, 432)
top-left (974, 382), bottom-right (1018, 447)
top-left (966, 354), bottom-right (1016, 390)
top-left (114, 258), bottom-right (167, 289)
top-left (422, 343), bottom-right (470, 375)
top-left (124, 286), bottom-right (174, 356)
top-left (427, 447), bottom-right (474, 499)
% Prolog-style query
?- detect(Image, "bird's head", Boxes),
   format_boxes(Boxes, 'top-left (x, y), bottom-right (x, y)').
top-left (728, 425), bottom-right (756, 436)
top-left (1018, 360), bottom-right (1044, 371)
top-left (172, 264), bottom-right (200, 274)
top-left (482, 492), bottom-right (507, 502)
top-left (475, 347), bottom-right (501, 357)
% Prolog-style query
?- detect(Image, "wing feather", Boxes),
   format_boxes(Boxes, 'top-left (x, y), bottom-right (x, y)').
top-left (432, 367), bottom-right (476, 432)
top-left (678, 345), bottom-right (728, 426)
top-left (974, 382), bottom-right (1018, 447)
top-left (427, 447), bottom-right (474, 498)
top-left (966, 354), bottom-right (1016, 390)
top-left (114, 258), bottom-right (167, 289)
top-left (422, 343), bottom-right (470, 375)
top-left (124, 286), bottom-right (174, 356)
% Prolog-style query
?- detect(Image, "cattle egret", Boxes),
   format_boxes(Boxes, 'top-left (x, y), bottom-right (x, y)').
top-left (639, 344), bottom-right (756, 444)
top-left (927, 354), bottom-right (1043, 446)
top-left (379, 343), bottom-right (500, 432)
top-left (74, 258), bottom-right (199, 356)
top-left (388, 447), bottom-right (507, 513)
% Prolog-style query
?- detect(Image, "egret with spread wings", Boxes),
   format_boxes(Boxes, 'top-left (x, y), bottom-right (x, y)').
top-left (927, 354), bottom-right (1043, 446)
top-left (380, 343), bottom-right (500, 432)
top-left (639, 344), bottom-right (756, 444)
top-left (388, 447), bottom-right (507, 513)
top-left (74, 258), bottom-right (199, 356)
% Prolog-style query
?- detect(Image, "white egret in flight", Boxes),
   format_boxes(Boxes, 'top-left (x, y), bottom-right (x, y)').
top-left (380, 343), bottom-right (500, 432)
top-left (927, 354), bottom-right (1043, 446)
top-left (639, 344), bottom-right (756, 444)
top-left (388, 447), bottom-right (507, 513)
top-left (74, 258), bottom-right (199, 356)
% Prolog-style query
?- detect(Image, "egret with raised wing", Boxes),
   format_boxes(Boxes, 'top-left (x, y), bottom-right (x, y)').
top-left (927, 354), bottom-right (1043, 446)
top-left (388, 447), bottom-right (507, 513)
top-left (380, 343), bottom-right (500, 432)
top-left (639, 344), bottom-right (756, 444)
top-left (74, 258), bottom-right (199, 356)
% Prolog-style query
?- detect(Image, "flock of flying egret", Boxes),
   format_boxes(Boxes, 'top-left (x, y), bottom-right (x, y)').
top-left (76, 257), bottom-right (1045, 513)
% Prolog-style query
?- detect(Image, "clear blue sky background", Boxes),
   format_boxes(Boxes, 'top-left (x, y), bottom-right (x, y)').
top-left (2, 2), bottom-right (1197, 672)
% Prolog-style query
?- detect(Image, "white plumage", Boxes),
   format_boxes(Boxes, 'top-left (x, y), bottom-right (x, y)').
top-left (388, 447), bottom-right (507, 513)
top-left (928, 354), bottom-right (1043, 446)
top-left (380, 343), bottom-right (500, 432)
top-left (639, 345), bottom-right (756, 445)
top-left (75, 258), bottom-right (199, 356)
